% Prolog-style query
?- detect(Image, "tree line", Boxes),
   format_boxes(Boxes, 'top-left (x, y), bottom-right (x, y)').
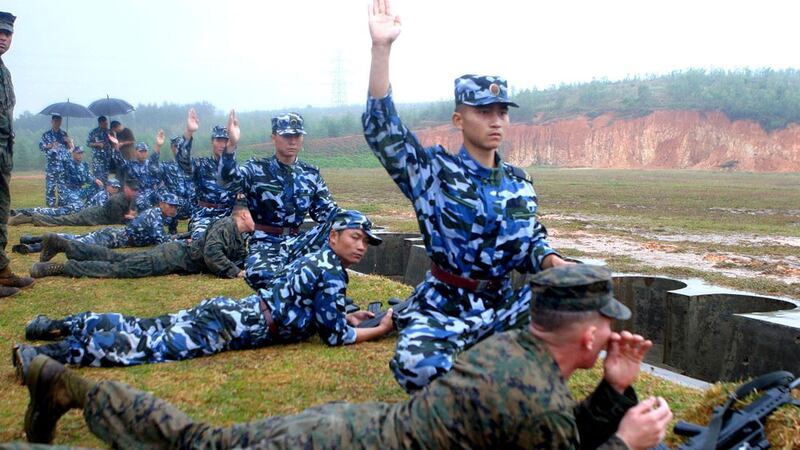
top-left (10, 68), bottom-right (800, 171)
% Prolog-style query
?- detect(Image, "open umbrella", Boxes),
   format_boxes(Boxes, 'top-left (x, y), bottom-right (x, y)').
top-left (88, 95), bottom-right (135, 117)
top-left (38, 99), bottom-right (95, 131)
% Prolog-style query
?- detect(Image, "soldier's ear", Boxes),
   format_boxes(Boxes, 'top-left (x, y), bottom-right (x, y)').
top-left (452, 111), bottom-right (463, 130)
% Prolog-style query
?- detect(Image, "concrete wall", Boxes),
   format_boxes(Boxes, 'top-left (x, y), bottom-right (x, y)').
top-left (355, 232), bottom-right (800, 383)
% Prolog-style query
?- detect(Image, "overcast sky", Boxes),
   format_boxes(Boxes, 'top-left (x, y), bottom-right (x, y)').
top-left (3, 0), bottom-right (799, 116)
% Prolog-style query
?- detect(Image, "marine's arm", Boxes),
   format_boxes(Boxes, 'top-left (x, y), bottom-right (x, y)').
top-left (202, 219), bottom-right (243, 278)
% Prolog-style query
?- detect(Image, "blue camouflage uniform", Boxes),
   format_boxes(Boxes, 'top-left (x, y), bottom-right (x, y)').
top-left (56, 206), bottom-right (172, 249)
top-left (39, 241), bottom-right (363, 367)
top-left (220, 113), bottom-right (340, 290)
top-left (362, 75), bottom-right (559, 392)
top-left (11, 179), bottom-right (118, 218)
top-left (159, 136), bottom-right (197, 233)
top-left (114, 142), bottom-right (161, 211)
top-left (87, 125), bottom-right (112, 182)
top-left (176, 127), bottom-right (237, 240)
top-left (38, 125), bottom-right (69, 206)
top-left (58, 147), bottom-right (98, 211)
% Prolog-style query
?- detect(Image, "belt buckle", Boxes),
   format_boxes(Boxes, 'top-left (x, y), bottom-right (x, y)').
top-left (475, 279), bottom-right (489, 292)
top-left (282, 227), bottom-right (291, 236)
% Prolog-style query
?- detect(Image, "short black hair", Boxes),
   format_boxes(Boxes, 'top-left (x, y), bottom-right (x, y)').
top-left (110, 120), bottom-right (121, 128)
top-left (98, 116), bottom-right (108, 123)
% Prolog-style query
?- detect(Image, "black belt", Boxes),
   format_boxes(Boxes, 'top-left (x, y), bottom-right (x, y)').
top-left (198, 200), bottom-right (228, 209)
top-left (254, 223), bottom-right (300, 236)
top-left (431, 264), bottom-right (505, 292)
top-left (259, 300), bottom-right (279, 337)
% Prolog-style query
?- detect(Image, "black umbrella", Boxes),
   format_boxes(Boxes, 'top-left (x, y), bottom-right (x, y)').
top-left (88, 95), bottom-right (135, 117)
top-left (38, 99), bottom-right (95, 131)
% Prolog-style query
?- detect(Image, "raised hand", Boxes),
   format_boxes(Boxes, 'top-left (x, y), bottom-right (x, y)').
top-left (603, 330), bottom-right (652, 393)
top-left (155, 129), bottom-right (165, 152)
top-left (227, 109), bottom-right (240, 147)
top-left (186, 108), bottom-right (199, 134)
top-left (368, 0), bottom-right (401, 47)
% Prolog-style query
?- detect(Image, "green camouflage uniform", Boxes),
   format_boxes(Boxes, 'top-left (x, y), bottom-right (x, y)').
top-left (29, 192), bottom-right (135, 227)
top-left (31, 329), bottom-right (633, 449)
top-left (61, 216), bottom-right (246, 278)
top-left (0, 54), bottom-right (15, 270)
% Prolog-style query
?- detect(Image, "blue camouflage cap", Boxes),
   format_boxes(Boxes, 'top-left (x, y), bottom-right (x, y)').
top-left (170, 136), bottom-right (182, 146)
top-left (106, 179), bottom-right (121, 189)
top-left (454, 74), bottom-right (519, 108)
top-left (271, 112), bottom-right (307, 136)
top-left (529, 265), bottom-right (631, 320)
top-left (134, 142), bottom-right (148, 152)
top-left (159, 192), bottom-right (182, 206)
top-left (331, 210), bottom-right (382, 246)
top-left (72, 146), bottom-right (84, 154)
top-left (211, 125), bottom-right (229, 139)
top-left (0, 12), bottom-right (16, 33)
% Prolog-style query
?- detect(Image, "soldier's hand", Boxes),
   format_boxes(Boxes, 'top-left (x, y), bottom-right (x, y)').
top-left (603, 331), bottom-right (652, 393)
top-left (108, 134), bottom-right (119, 148)
top-left (94, 179), bottom-right (103, 188)
top-left (237, 270), bottom-right (246, 278)
top-left (227, 110), bottom-right (240, 147)
top-left (346, 310), bottom-right (374, 326)
top-left (616, 397), bottom-right (672, 450)
top-left (368, 0), bottom-right (402, 47)
top-left (155, 129), bottom-right (165, 149)
top-left (379, 307), bottom-right (394, 331)
top-left (186, 108), bottom-right (199, 134)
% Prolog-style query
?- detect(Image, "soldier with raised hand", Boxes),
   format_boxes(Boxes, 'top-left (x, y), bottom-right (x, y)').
top-left (14, 265), bottom-right (671, 449)
top-left (219, 112), bottom-right (340, 290)
top-left (176, 108), bottom-right (239, 240)
top-left (110, 139), bottom-right (161, 211)
top-left (0, 11), bottom-right (34, 297)
top-left (154, 130), bottom-right (196, 234)
top-left (364, 0), bottom-right (571, 392)
top-left (15, 210), bottom-right (391, 371)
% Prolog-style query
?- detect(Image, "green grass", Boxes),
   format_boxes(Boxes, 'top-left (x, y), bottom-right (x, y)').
top-left (1, 170), bottom-right (799, 447)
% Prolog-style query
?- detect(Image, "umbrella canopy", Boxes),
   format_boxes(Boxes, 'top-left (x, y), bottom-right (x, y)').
top-left (38, 101), bottom-right (95, 119)
top-left (88, 96), bottom-right (135, 117)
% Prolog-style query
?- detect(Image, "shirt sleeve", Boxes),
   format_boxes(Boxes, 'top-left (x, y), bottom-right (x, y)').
top-left (218, 151), bottom-right (245, 194)
top-left (309, 171), bottom-right (339, 223)
top-left (313, 271), bottom-right (357, 346)
top-left (575, 380), bottom-right (637, 450)
top-left (147, 151), bottom-right (162, 178)
top-left (175, 136), bottom-right (194, 176)
top-left (362, 89), bottom-right (435, 203)
top-left (202, 220), bottom-right (242, 278)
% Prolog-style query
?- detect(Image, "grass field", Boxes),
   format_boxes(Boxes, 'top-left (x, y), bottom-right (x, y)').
top-left (1, 169), bottom-right (798, 447)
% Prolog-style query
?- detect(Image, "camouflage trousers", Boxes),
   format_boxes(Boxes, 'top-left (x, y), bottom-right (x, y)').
top-left (58, 227), bottom-right (130, 249)
top-left (52, 294), bottom-right (272, 367)
top-left (30, 205), bottom-right (121, 227)
top-left (61, 241), bottom-right (201, 278)
top-left (44, 159), bottom-right (62, 207)
top-left (188, 205), bottom-right (231, 241)
top-left (390, 275), bottom-right (531, 392)
top-left (12, 205), bottom-right (79, 217)
top-left (245, 220), bottom-right (333, 290)
top-left (0, 145), bottom-right (11, 270)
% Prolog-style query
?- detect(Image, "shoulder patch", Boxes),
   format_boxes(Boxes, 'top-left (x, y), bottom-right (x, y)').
top-left (505, 164), bottom-right (532, 183)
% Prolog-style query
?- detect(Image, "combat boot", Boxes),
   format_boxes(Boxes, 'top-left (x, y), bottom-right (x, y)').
top-left (12, 341), bottom-right (72, 384)
top-left (25, 315), bottom-right (67, 341)
top-left (24, 355), bottom-right (92, 444)
top-left (0, 265), bottom-right (35, 289)
top-left (20, 234), bottom-right (44, 245)
top-left (39, 233), bottom-right (69, 262)
top-left (8, 214), bottom-right (33, 225)
top-left (30, 262), bottom-right (65, 278)
top-left (13, 243), bottom-right (43, 254)
top-left (0, 286), bottom-right (20, 298)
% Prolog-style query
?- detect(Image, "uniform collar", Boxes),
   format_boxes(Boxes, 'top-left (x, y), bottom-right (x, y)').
top-left (458, 146), bottom-right (504, 185)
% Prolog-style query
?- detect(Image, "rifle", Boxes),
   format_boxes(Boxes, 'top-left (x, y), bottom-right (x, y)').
top-left (654, 371), bottom-right (800, 450)
top-left (356, 297), bottom-right (408, 328)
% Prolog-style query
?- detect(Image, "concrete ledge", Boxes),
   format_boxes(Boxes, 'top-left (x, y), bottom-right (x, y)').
top-left (355, 232), bottom-right (800, 384)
